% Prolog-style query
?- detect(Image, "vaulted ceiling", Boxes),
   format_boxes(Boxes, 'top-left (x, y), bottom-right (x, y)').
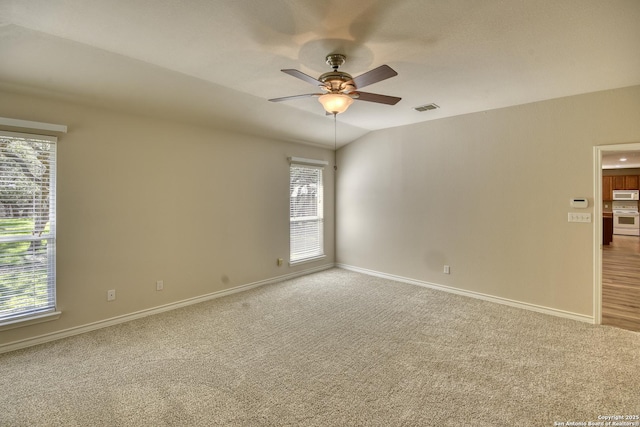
top-left (1, 0), bottom-right (639, 147)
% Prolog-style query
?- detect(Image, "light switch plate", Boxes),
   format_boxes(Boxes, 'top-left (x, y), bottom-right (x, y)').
top-left (568, 212), bottom-right (591, 223)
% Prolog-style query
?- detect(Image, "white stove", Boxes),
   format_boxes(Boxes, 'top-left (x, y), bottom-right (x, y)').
top-left (612, 201), bottom-right (640, 236)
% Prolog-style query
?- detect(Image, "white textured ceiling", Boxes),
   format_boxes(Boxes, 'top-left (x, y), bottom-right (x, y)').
top-left (603, 151), bottom-right (640, 169)
top-left (1, 0), bottom-right (639, 147)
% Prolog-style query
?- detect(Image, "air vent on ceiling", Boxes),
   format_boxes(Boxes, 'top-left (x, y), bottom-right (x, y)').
top-left (414, 103), bottom-right (439, 112)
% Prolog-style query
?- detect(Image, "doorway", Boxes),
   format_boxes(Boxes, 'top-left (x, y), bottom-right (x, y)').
top-left (594, 143), bottom-right (640, 332)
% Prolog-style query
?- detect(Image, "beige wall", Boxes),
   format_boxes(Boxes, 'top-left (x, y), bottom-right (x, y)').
top-left (337, 85), bottom-right (640, 317)
top-left (0, 90), bottom-right (335, 345)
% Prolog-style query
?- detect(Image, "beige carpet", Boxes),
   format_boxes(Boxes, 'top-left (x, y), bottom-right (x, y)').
top-left (1, 268), bottom-right (638, 426)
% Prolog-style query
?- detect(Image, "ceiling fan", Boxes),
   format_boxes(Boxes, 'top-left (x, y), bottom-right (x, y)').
top-left (269, 54), bottom-right (401, 115)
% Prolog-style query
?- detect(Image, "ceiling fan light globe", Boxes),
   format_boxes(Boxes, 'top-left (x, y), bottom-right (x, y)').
top-left (318, 93), bottom-right (353, 114)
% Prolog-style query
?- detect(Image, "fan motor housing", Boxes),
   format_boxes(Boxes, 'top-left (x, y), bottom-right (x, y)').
top-left (319, 71), bottom-right (353, 84)
top-left (319, 71), bottom-right (354, 93)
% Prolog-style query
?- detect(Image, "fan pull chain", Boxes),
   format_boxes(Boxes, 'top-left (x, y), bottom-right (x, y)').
top-left (333, 112), bottom-right (338, 172)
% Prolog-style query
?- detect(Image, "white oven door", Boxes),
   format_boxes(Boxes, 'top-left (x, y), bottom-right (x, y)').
top-left (613, 212), bottom-right (640, 235)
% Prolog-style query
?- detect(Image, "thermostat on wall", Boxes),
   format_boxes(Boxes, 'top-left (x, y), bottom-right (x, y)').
top-left (570, 198), bottom-right (589, 209)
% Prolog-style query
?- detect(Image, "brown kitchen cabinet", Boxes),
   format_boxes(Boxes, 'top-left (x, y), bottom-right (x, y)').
top-left (624, 175), bottom-right (639, 190)
top-left (603, 176), bottom-right (613, 200)
top-left (603, 214), bottom-right (613, 245)
top-left (613, 176), bottom-right (625, 190)
top-left (613, 174), bottom-right (640, 190)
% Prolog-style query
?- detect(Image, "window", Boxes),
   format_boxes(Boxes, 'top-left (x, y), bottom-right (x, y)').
top-left (289, 159), bottom-right (326, 264)
top-left (0, 131), bottom-right (57, 324)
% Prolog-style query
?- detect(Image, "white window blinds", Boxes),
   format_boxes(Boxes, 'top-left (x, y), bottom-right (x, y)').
top-left (290, 161), bottom-right (325, 263)
top-left (0, 131), bottom-right (57, 323)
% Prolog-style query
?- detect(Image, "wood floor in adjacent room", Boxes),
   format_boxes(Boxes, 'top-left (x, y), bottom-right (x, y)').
top-left (602, 234), bottom-right (640, 332)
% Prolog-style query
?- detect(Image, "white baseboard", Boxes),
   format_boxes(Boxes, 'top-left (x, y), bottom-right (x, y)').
top-left (0, 264), bottom-right (335, 354)
top-left (337, 264), bottom-right (594, 324)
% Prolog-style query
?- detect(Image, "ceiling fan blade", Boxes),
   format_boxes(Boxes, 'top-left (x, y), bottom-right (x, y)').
top-left (351, 65), bottom-right (398, 89)
top-left (354, 91), bottom-right (401, 105)
top-left (281, 69), bottom-right (322, 86)
top-left (268, 93), bottom-right (320, 102)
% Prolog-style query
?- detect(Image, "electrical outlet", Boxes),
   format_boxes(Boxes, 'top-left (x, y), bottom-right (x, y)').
top-left (107, 289), bottom-right (116, 301)
top-left (156, 280), bottom-right (164, 291)
top-left (277, 258), bottom-right (283, 266)
top-left (444, 265), bottom-right (450, 274)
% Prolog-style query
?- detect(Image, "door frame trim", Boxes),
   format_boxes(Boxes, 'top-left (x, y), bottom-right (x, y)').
top-left (593, 142), bottom-right (640, 325)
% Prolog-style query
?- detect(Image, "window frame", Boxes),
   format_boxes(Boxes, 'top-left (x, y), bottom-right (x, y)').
top-left (289, 157), bottom-right (328, 265)
top-left (0, 130), bottom-right (60, 330)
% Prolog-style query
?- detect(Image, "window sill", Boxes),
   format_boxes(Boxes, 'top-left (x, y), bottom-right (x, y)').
top-left (289, 255), bottom-right (326, 266)
top-left (0, 311), bottom-right (62, 332)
